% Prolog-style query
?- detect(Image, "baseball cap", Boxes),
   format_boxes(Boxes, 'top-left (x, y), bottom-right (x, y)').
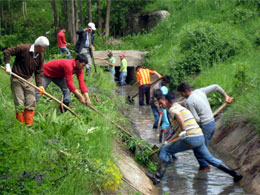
top-left (88, 22), bottom-right (96, 31)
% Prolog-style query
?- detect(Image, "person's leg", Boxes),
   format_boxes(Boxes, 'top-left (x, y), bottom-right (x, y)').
top-left (151, 106), bottom-right (159, 128)
top-left (122, 72), bottom-right (127, 85)
top-left (194, 120), bottom-right (216, 169)
top-left (52, 78), bottom-right (71, 112)
top-left (11, 76), bottom-right (25, 122)
top-left (59, 47), bottom-right (64, 55)
top-left (139, 85), bottom-right (145, 106)
top-left (35, 74), bottom-right (52, 103)
top-left (193, 142), bottom-right (242, 181)
top-left (145, 84), bottom-right (151, 105)
top-left (63, 47), bottom-right (72, 59)
top-left (24, 77), bottom-right (36, 125)
top-left (110, 69), bottom-right (115, 81)
top-left (119, 72), bottom-right (123, 85)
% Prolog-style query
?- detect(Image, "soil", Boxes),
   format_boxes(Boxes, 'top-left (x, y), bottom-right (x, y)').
top-left (211, 116), bottom-right (260, 194)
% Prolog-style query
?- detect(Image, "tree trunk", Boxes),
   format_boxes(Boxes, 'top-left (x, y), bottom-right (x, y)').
top-left (97, 0), bottom-right (102, 31)
top-left (79, 0), bottom-right (84, 26)
top-left (73, 0), bottom-right (78, 44)
top-left (51, 0), bottom-right (59, 36)
top-left (87, 0), bottom-right (92, 22)
top-left (105, 0), bottom-right (111, 38)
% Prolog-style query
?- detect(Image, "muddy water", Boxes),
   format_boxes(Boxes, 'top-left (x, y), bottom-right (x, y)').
top-left (119, 85), bottom-right (245, 195)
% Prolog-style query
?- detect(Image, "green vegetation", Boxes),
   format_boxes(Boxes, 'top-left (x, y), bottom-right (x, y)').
top-left (2, 0), bottom-right (260, 194)
top-left (114, 0), bottom-right (260, 133)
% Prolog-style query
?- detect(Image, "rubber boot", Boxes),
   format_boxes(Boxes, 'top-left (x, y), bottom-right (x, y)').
top-left (217, 163), bottom-right (243, 182)
top-left (145, 161), bottom-right (168, 185)
top-left (24, 110), bottom-right (35, 125)
top-left (16, 112), bottom-right (24, 123)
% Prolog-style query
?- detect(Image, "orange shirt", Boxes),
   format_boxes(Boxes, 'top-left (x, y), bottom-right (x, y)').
top-left (136, 68), bottom-right (155, 86)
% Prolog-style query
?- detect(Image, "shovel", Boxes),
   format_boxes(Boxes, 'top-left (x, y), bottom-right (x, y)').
top-left (127, 77), bottom-right (163, 103)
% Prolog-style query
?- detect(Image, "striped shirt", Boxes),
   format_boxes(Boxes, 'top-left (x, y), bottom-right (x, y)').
top-left (136, 68), bottom-right (155, 86)
top-left (168, 103), bottom-right (203, 137)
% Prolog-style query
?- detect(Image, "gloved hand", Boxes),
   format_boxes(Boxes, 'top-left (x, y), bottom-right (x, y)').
top-left (38, 86), bottom-right (45, 96)
top-left (178, 130), bottom-right (187, 140)
top-left (5, 64), bottom-right (12, 74)
top-left (159, 111), bottom-right (163, 115)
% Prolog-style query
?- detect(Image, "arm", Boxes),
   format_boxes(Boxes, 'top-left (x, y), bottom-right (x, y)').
top-left (34, 54), bottom-right (44, 87)
top-left (153, 71), bottom-right (162, 78)
top-left (73, 89), bottom-right (85, 104)
top-left (83, 92), bottom-right (91, 106)
top-left (200, 84), bottom-right (233, 104)
top-left (76, 70), bottom-right (91, 106)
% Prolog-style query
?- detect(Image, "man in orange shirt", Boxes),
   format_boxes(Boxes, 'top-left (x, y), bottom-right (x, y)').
top-left (136, 65), bottom-right (161, 106)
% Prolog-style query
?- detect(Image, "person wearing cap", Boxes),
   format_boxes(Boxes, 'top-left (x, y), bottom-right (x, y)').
top-left (57, 27), bottom-right (72, 59)
top-left (136, 65), bottom-right (161, 106)
top-left (95, 51), bottom-right (116, 81)
top-left (119, 53), bottom-right (128, 86)
top-left (75, 22), bottom-right (96, 76)
top-left (4, 36), bottom-right (49, 125)
top-left (145, 92), bottom-right (242, 185)
top-left (36, 54), bottom-right (91, 111)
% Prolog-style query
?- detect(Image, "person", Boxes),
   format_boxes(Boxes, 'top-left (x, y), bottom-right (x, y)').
top-left (177, 82), bottom-right (233, 171)
top-left (150, 76), bottom-right (171, 131)
top-left (95, 51), bottom-right (116, 81)
top-left (36, 54), bottom-right (91, 111)
top-left (75, 22), bottom-right (96, 76)
top-left (4, 36), bottom-right (49, 125)
top-left (119, 53), bottom-right (127, 86)
top-left (57, 27), bottom-right (72, 59)
top-left (145, 92), bottom-right (242, 185)
top-left (136, 65), bottom-right (161, 106)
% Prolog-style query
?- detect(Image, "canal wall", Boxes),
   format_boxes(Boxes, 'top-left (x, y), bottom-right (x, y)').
top-left (212, 117), bottom-right (260, 194)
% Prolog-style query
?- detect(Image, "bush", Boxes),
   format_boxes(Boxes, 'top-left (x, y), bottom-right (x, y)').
top-left (169, 21), bottom-right (247, 89)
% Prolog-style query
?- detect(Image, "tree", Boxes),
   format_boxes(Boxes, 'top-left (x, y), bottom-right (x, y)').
top-left (105, 0), bottom-right (111, 37)
top-left (51, 0), bottom-right (59, 36)
top-left (87, 0), bottom-right (92, 22)
top-left (97, 0), bottom-right (102, 32)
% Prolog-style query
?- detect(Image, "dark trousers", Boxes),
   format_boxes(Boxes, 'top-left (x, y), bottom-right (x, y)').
top-left (139, 84), bottom-right (151, 106)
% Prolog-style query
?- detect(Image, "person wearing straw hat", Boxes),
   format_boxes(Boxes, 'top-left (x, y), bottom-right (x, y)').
top-left (75, 22), bottom-right (96, 76)
top-left (4, 36), bottom-right (49, 125)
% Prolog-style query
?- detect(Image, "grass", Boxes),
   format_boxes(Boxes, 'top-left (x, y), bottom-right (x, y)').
top-left (0, 67), bottom-right (128, 194)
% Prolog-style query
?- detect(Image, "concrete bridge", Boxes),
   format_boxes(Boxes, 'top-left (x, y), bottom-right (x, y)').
top-left (93, 50), bottom-right (147, 83)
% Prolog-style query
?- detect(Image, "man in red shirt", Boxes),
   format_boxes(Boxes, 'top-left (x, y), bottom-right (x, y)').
top-left (57, 27), bottom-right (72, 59)
top-left (36, 54), bottom-right (91, 111)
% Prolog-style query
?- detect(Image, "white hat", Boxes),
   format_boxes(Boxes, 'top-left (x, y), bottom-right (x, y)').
top-left (88, 22), bottom-right (96, 31)
top-left (34, 36), bottom-right (49, 47)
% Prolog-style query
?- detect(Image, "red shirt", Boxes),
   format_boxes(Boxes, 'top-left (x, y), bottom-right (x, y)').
top-left (57, 30), bottom-right (66, 47)
top-left (43, 59), bottom-right (88, 93)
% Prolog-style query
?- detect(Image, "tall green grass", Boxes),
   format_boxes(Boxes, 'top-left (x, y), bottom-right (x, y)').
top-left (0, 67), bottom-right (126, 194)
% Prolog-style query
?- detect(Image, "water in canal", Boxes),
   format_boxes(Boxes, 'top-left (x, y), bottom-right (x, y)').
top-left (119, 85), bottom-right (245, 195)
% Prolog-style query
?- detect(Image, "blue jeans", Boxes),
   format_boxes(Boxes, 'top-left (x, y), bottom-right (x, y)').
top-left (110, 69), bottom-right (115, 81)
top-left (35, 75), bottom-right (71, 105)
top-left (119, 72), bottom-right (127, 85)
top-left (194, 120), bottom-right (216, 167)
top-left (59, 47), bottom-right (72, 59)
top-left (151, 106), bottom-right (160, 127)
top-left (159, 135), bottom-right (221, 167)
